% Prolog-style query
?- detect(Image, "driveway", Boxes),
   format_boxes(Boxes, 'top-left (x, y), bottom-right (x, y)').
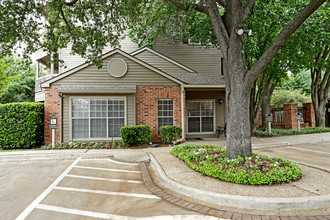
top-left (0, 152), bottom-right (217, 220)
top-left (254, 142), bottom-right (330, 172)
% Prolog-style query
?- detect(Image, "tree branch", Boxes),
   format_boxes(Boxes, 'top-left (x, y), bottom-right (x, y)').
top-left (60, 6), bottom-right (72, 34)
top-left (63, 0), bottom-right (78, 6)
top-left (246, 0), bottom-right (326, 86)
top-left (243, 0), bottom-right (256, 20)
top-left (167, 0), bottom-right (208, 14)
top-left (216, 0), bottom-right (227, 8)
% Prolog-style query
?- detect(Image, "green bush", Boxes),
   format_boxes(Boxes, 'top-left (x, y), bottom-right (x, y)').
top-left (252, 127), bottom-right (330, 137)
top-left (270, 89), bottom-right (311, 107)
top-left (120, 125), bottom-right (151, 146)
top-left (159, 125), bottom-right (182, 144)
top-left (171, 144), bottom-right (303, 185)
top-left (0, 102), bottom-right (44, 149)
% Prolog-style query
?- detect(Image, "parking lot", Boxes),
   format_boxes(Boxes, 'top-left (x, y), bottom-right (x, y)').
top-left (0, 153), bottom-right (216, 220)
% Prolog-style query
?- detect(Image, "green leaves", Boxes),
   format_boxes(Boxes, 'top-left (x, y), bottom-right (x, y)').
top-left (159, 125), bottom-right (182, 144)
top-left (171, 144), bottom-right (303, 185)
top-left (0, 102), bottom-right (44, 150)
top-left (120, 125), bottom-right (151, 146)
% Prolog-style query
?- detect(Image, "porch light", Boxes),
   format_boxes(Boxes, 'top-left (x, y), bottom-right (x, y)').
top-left (235, 28), bottom-right (252, 36)
top-left (218, 99), bottom-right (223, 104)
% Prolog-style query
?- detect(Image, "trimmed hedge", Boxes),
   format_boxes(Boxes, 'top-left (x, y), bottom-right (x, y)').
top-left (159, 125), bottom-right (182, 144)
top-left (120, 125), bottom-right (151, 146)
top-left (252, 127), bottom-right (330, 137)
top-left (0, 102), bottom-right (44, 149)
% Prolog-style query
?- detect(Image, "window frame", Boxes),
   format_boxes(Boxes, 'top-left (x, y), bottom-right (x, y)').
top-left (69, 96), bottom-right (127, 141)
top-left (158, 99), bottom-right (174, 132)
top-left (186, 100), bottom-right (216, 134)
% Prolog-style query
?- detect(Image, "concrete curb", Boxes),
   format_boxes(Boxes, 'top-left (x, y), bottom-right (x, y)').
top-left (148, 153), bottom-right (330, 212)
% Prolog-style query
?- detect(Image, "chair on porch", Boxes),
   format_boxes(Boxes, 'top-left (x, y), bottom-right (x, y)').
top-left (216, 123), bottom-right (226, 137)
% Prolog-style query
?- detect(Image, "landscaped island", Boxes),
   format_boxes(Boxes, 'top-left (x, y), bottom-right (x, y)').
top-left (171, 144), bottom-right (303, 185)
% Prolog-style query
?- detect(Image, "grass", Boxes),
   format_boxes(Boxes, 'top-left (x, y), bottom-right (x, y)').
top-left (252, 127), bottom-right (330, 137)
top-left (171, 144), bottom-right (303, 185)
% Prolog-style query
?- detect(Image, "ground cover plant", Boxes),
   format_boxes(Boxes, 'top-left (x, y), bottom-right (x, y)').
top-left (171, 144), bottom-right (303, 185)
top-left (40, 141), bottom-right (127, 150)
top-left (252, 127), bottom-right (330, 137)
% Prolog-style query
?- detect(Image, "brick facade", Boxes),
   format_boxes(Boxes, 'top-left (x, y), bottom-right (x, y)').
top-left (136, 85), bottom-right (183, 141)
top-left (44, 86), bottom-right (61, 145)
top-left (302, 102), bottom-right (315, 127)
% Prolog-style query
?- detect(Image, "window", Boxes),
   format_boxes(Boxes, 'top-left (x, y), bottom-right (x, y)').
top-left (72, 98), bottom-right (125, 139)
top-left (187, 101), bottom-right (214, 133)
top-left (158, 99), bottom-right (174, 130)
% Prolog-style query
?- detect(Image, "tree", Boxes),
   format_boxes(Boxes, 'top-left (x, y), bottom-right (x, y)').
top-left (0, 56), bottom-right (35, 103)
top-left (291, 3), bottom-right (329, 127)
top-left (281, 70), bottom-right (312, 96)
top-left (270, 89), bottom-right (311, 108)
top-left (0, 0), bottom-right (326, 158)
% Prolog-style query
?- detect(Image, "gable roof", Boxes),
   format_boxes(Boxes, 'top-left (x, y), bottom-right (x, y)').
top-left (130, 47), bottom-right (196, 73)
top-left (168, 73), bottom-right (225, 86)
top-left (40, 49), bottom-right (185, 87)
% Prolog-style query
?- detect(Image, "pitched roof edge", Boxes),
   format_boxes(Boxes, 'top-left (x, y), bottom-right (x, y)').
top-left (130, 47), bottom-right (196, 73)
top-left (41, 49), bottom-right (185, 87)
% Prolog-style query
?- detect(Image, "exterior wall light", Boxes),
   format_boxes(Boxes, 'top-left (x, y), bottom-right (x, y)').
top-left (218, 99), bottom-right (223, 104)
top-left (235, 28), bottom-right (252, 36)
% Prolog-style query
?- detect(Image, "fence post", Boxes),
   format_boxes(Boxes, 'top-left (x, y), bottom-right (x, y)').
top-left (283, 103), bottom-right (298, 129)
top-left (302, 103), bottom-right (315, 127)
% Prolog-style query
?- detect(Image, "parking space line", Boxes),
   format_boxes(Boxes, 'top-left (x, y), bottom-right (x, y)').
top-left (15, 158), bottom-right (81, 220)
top-left (286, 147), bottom-right (330, 155)
top-left (66, 174), bottom-right (143, 184)
top-left (54, 186), bottom-right (161, 199)
top-left (107, 158), bottom-right (139, 166)
top-left (74, 165), bottom-right (141, 173)
top-left (36, 204), bottom-right (218, 220)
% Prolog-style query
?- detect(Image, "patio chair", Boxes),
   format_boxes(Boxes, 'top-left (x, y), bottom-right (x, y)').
top-left (216, 123), bottom-right (226, 137)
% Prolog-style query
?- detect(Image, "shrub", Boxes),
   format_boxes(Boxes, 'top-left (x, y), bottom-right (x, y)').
top-left (120, 125), bottom-right (151, 146)
top-left (252, 127), bottom-right (330, 137)
top-left (159, 125), bottom-right (182, 144)
top-left (270, 89), bottom-right (311, 107)
top-left (0, 102), bottom-right (44, 149)
top-left (171, 144), bottom-right (303, 185)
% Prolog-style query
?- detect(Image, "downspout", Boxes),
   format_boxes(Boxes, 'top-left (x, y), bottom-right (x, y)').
top-left (59, 92), bottom-right (62, 144)
top-left (177, 84), bottom-right (185, 143)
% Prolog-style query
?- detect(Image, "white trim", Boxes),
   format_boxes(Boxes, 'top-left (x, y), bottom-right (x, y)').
top-left (40, 49), bottom-right (184, 87)
top-left (15, 158), bottom-right (81, 220)
top-left (130, 47), bottom-right (195, 73)
top-left (69, 96), bottom-right (127, 141)
top-left (186, 100), bottom-right (216, 135)
top-left (183, 85), bottom-right (225, 89)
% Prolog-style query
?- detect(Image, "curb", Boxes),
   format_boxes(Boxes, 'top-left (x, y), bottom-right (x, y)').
top-left (147, 152), bottom-right (330, 215)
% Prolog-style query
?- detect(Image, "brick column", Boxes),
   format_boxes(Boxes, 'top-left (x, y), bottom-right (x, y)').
top-left (303, 103), bottom-right (315, 127)
top-left (283, 103), bottom-right (298, 129)
top-left (44, 86), bottom-right (61, 145)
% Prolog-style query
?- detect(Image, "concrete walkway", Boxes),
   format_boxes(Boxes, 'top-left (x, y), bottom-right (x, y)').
top-left (130, 132), bottom-right (330, 217)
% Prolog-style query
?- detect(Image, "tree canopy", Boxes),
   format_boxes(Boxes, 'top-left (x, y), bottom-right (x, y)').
top-left (0, 0), bottom-right (326, 158)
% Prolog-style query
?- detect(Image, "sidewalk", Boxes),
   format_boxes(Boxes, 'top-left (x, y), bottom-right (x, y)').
top-left (143, 133), bottom-right (330, 217)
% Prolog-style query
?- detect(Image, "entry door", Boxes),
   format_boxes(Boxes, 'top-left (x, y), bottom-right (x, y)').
top-left (187, 101), bottom-right (214, 133)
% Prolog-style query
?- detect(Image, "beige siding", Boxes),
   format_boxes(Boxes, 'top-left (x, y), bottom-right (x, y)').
top-left (62, 94), bottom-right (135, 143)
top-left (135, 50), bottom-right (190, 73)
top-left (154, 38), bottom-right (222, 77)
top-left (54, 53), bottom-right (177, 86)
top-left (59, 38), bottom-right (139, 74)
top-left (186, 90), bottom-right (226, 136)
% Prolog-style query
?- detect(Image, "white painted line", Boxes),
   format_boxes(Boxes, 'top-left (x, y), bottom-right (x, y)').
top-left (107, 158), bottom-right (139, 166)
top-left (74, 165), bottom-right (141, 173)
top-left (66, 174), bottom-right (143, 184)
top-left (80, 158), bottom-right (108, 161)
top-left (286, 147), bottom-right (330, 155)
top-left (36, 204), bottom-right (219, 220)
top-left (15, 158), bottom-right (81, 220)
top-left (54, 186), bottom-right (160, 199)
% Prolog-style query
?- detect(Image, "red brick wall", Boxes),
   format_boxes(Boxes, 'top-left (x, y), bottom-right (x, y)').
top-left (136, 85), bottom-right (182, 141)
top-left (44, 86), bottom-right (61, 145)
top-left (303, 103), bottom-right (315, 127)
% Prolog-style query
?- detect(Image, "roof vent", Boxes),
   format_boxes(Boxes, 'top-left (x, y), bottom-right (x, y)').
top-left (107, 58), bottom-right (128, 78)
